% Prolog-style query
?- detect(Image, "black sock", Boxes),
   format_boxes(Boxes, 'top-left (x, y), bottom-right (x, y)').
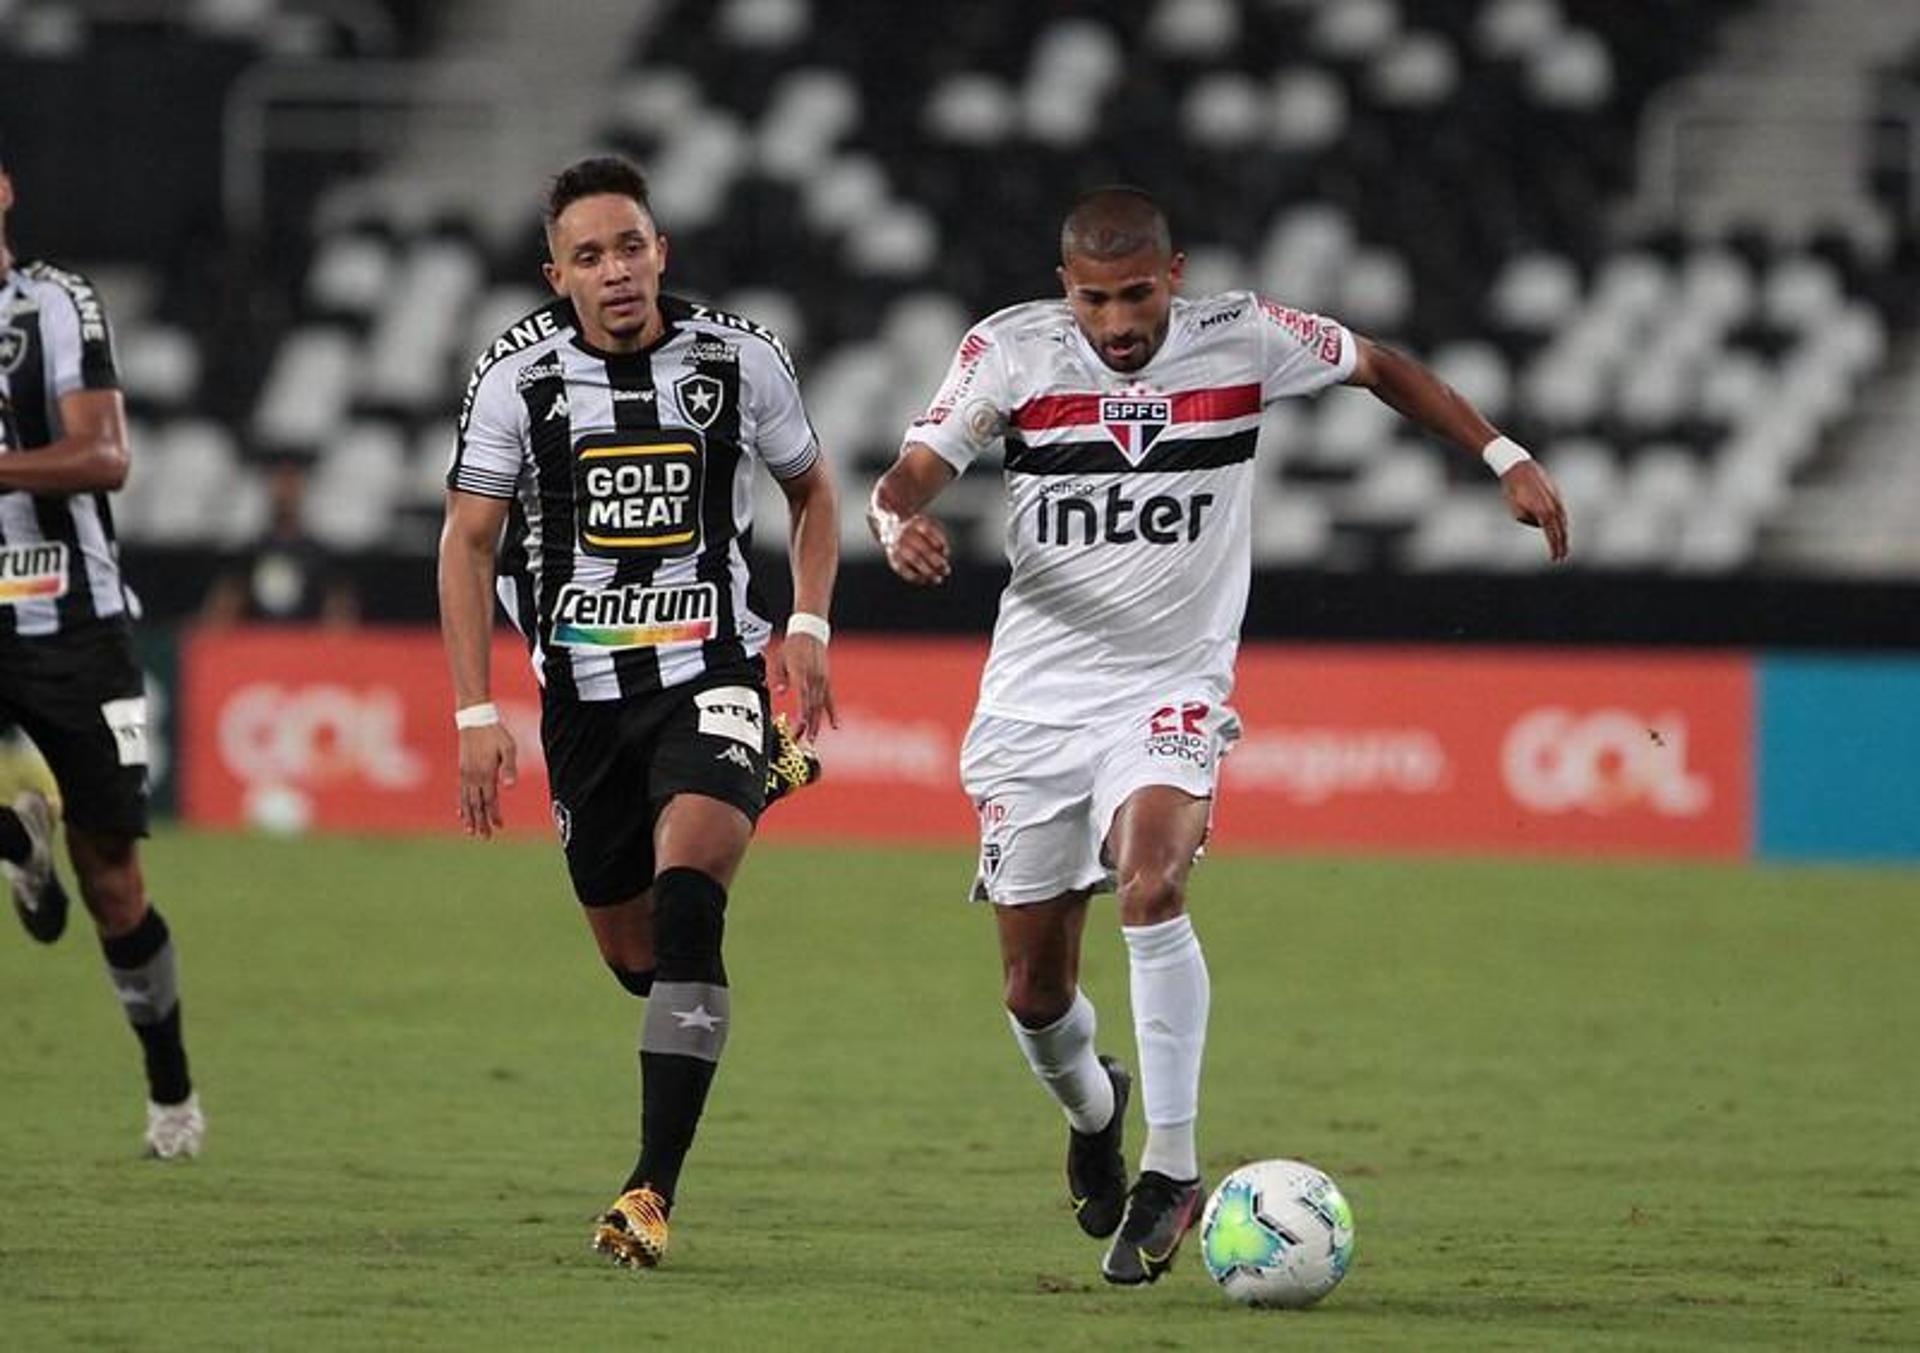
top-left (624, 867), bottom-right (729, 1205)
top-left (101, 907), bottom-right (193, 1105)
top-left (0, 807), bottom-right (30, 864)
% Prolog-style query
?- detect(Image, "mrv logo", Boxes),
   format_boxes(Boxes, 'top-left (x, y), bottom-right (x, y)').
top-left (1101, 395), bottom-right (1170, 463)
top-left (1035, 482), bottom-right (1214, 546)
top-left (552, 581), bottom-right (719, 649)
top-left (574, 432), bottom-right (704, 559)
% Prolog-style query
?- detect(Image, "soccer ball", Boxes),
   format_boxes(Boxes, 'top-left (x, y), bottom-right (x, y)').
top-left (1199, 1158), bottom-right (1355, 1308)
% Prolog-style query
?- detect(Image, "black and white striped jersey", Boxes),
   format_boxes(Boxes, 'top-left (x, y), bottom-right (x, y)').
top-left (448, 293), bottom-right (820, 702)
top-left (0, 260), bottom-right (128, 640)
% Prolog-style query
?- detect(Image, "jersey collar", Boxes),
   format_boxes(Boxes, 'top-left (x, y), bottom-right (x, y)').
top-left (566, 299), bottom-right (680, 363)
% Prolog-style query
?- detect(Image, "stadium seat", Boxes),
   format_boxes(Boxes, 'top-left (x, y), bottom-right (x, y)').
top-left (73, 0), bottom-right (1911, 584)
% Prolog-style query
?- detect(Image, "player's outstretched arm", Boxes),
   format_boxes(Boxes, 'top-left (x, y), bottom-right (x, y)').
top-left (870, 445), bottom-right (958, 586)
top-left (1345, 337), bottom-right (1570, 562)
top-left (773, 459), bottom-right (840, 740)
top-left (437, 489), bottom-right (517, 838)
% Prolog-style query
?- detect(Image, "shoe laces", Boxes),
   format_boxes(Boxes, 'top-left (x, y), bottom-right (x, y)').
top-left (613, 1187), bottom-right (669, 1232)
top-left (1123, 1171), bottom-right (1193, 1236)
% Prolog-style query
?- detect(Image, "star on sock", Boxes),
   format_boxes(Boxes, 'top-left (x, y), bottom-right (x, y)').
top-left (670, 1003), bottom-right (726, 1032)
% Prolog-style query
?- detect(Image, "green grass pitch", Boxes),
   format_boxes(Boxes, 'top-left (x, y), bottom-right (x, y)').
top-left (3, 832), bottom-right (1916, 1350)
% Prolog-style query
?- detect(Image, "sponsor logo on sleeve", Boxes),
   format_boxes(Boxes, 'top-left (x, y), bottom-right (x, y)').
top-left (915, 331), bottom-right (994, 430)
top-left (1258, 298), bottom-right (1342, 365)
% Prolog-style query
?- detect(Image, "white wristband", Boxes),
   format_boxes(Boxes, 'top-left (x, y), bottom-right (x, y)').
top-left (454, 702), bottom-right (500, 730)
top-left (868, 484), bottom-right (904, 552)
top-left (1482, 435), bottom-right (1533, 477)
top-left (786, 612), bottom-right (831, 645)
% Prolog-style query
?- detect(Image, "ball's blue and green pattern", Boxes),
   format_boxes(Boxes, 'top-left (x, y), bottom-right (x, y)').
top-left (1200, 1159), bottom-right (1356, 1308)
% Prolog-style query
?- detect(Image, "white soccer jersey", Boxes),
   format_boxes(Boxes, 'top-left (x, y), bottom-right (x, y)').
top-left (449, 295), bottom-right (818, 701)
top-left (904, 292), bottom-right (1355, 724)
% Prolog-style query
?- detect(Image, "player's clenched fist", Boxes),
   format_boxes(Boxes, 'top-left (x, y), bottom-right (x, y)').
top-left (884, 514), bottom-right (951, 586)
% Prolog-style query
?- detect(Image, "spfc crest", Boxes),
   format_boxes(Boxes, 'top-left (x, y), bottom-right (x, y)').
top-left (1100, 395), bottom-right (1169, 464)
top-left (0, 326), bottom-right (28, 376)
top-left (675, 372), bottom-right (726, 431)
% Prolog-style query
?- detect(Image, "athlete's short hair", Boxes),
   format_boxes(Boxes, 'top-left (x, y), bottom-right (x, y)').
top-left (1060, 186), bottom-right (1172, 264)
top-left (545, 155), bottom-right (654, 228)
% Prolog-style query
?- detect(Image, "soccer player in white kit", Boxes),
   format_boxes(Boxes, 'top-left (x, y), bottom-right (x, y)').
top-left (869, 188), bottom-right (1568, 1285)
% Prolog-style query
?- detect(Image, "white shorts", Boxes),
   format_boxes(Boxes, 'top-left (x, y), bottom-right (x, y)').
top-left (959, 698), bottom-right (1242, 906)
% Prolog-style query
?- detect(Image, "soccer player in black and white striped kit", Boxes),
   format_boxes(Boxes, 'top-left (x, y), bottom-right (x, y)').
top-left (0, 135), bottom-right (203, 1158)
top-left (439, 157), bottom-right (839, 1268)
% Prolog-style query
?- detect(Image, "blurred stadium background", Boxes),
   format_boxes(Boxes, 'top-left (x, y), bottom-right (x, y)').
top-left (2, 0), bottom-right (1916, 855)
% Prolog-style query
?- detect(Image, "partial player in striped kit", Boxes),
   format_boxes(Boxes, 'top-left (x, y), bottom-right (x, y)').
top-left (438, 156), bottom-right (839, 1269)
top-left (870, 187), bottom-right (1568, 1286)
top-left (0, 133), bottom-right (204, 1159)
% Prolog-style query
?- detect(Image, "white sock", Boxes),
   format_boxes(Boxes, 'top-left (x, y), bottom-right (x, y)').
top-left (1124, 913), bottom-right (1208, 1180)
top-left (1008, 989), bottom-right (1116, 1134)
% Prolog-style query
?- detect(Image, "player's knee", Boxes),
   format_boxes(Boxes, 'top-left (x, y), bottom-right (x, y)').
top-left (606, 963), bottom-right (656, 998)
top-left (1004, 961), bottom-right (1075, 1029)
top-left (1117, 864), bottom-right (1186, 927)
top-left (75, 860), bottom-right (145, 934)
top-left (652, 867), bottom-right (727, 984)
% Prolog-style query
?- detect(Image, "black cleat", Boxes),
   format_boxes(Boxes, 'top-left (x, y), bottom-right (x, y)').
top-left (1101, 1170), bottom-right (1205, 1286)
top-left (764, 714), bottom-right (821, 806)
top-left (6, 791), bottom-right (69, 945)
top-left (1067, 1056), bottom-right (1131, 1238)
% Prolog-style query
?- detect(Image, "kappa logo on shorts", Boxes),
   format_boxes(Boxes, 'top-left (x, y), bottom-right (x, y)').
top-left (695, 686), bottom-right (764, 750)
top-left (552, 799), bottom-right (573, 847)
top-left (715, 744), bottom-right (756, 773)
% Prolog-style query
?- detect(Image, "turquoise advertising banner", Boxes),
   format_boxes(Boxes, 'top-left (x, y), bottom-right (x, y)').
top-left (1760, 656), bottom-right (1920, 860)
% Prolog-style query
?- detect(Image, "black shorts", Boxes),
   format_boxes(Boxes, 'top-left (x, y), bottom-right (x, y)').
top-left (0, 622), bottom-right (151, 838)
top-left (542, 665), bottom-right (771, 907)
